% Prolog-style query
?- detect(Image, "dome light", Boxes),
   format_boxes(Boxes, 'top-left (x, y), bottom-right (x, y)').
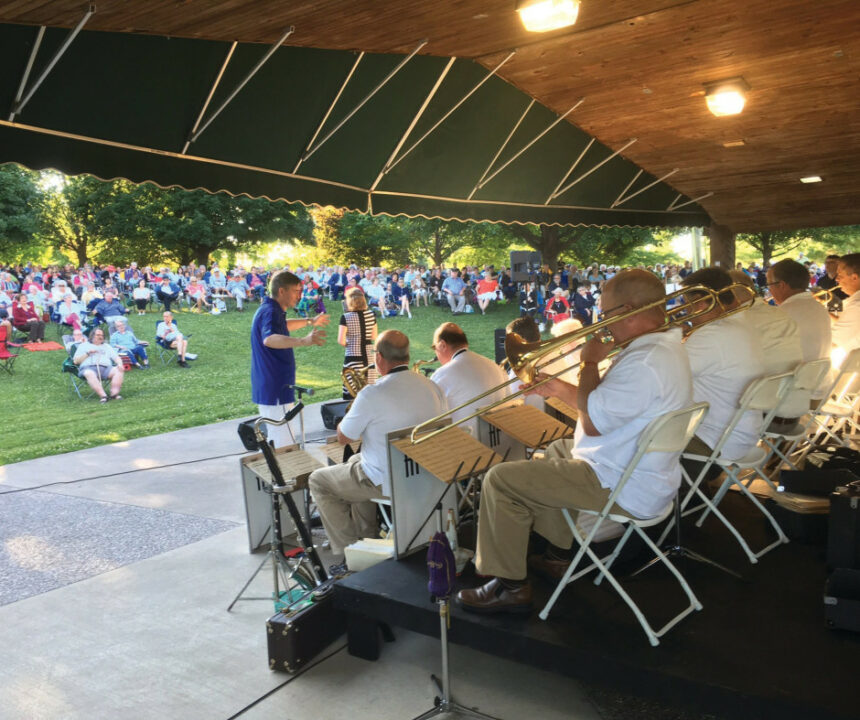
top-left (517, 0), bottom-right (580, 33)
top-left (704, 78), bottom-right (750, 117)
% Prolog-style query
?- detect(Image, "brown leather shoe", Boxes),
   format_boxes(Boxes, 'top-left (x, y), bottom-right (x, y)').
top-left (457, 578), bottom-right (533, 614)
top-left (527, 553), bottom-right (570, 582)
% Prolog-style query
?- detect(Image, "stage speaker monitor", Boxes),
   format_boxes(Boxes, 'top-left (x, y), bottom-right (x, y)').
top-left (494, 328), bottom-right (507, 365)
top-left (510, 251), bottom-right (541, 283)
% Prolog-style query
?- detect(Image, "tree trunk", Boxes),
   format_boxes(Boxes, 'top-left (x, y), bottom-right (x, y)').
top-left (760, 232), bottom-right (773, 266)
top-left (707, 222), bottom-right (735, 269)
top-left (193, 245), bottom-right (210, 267)
top-left (535, 226), bottom-right (560, 272)
top-left (76, 244), bottom-right (88, 267)
top-left (433, 231), bottom-right (443, 266)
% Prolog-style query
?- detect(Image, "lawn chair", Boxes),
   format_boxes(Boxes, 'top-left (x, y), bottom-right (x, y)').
top-left (0, 324), bottom-right (19, 374)
top-left (538, 402), bottom-right (710, 647)
top-left (155, 318), bottom-right (192, 365)
top-left (62, 343), bottom-right (108, 399)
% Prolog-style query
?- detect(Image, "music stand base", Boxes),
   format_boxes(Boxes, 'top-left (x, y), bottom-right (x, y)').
top-left (632, 544), bottom-right (742, 580)
top-left (410, 600), bottom-right (503, 720)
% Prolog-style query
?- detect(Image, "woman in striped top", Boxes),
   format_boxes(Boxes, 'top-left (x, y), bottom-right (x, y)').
top-left (337, 288), bottom-right (378, 399)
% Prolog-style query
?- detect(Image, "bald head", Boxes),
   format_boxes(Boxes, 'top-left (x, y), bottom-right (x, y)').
top-left (604, 268), bottom-right (666, 308)
top-left (376, 329), bottom-right (410, 367)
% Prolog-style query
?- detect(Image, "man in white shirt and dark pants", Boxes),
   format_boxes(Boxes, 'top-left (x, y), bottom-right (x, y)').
top-left (308, 330), bottom-right (447, 564)
top-left (430, 322), bottom-right (509, 437)
top-left (458, 270), bottom-right (693, 614)
top-left (832, 253), bottom-right (860, 358)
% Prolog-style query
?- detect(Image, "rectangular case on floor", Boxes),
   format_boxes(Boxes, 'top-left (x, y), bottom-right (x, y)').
top-left (828, 483), bottom-right (860, 570)
top-left (266, 586), bottom-right (347, 673)
top-left (825, 568), bottom-right (860, 633)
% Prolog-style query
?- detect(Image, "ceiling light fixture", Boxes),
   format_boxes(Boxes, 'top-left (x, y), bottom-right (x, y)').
top-left (800, 175), bottom-right (823, 183)
top-left (517, 0), bottom-right (580, 32)
top-left (704, 77), bottom-right (750, 117)
top-left (722, 139), bottom-right (746, 148)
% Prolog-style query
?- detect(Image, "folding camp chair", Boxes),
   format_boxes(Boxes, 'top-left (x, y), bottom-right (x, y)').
top-left (669, 372), bottom-right (795, 564)
top-left (538, 402), bottom-right (709, 647)
top-left (0, 324), bottom-right (19, 374)
top-left (62, 343), bottom-right (108, 399)
top-left (155, 318), bottom-right (192, 365)
top-left (759, 358), bottom-right (833, 472)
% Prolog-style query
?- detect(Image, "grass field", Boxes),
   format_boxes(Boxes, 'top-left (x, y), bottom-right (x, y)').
top-left (1, 298), bottom-right (523, 465)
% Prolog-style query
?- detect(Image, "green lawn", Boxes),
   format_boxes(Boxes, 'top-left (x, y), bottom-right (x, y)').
top-left (1, 298), bottom-right (522, 465)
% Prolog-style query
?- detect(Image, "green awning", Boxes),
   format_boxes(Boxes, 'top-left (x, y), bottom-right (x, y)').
top-left (0, 24), bottom-right (710, 228)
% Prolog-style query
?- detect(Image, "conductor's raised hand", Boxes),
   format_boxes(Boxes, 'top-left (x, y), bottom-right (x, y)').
top-left (311, 313), bottom-right (330, 327)
top-left (306, 327), bottom-right (327, 346)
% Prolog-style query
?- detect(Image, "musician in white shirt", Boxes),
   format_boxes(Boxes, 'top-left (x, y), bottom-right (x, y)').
top-left (832, 253), bottom-right (860, 357)
top-left (430, 323), bottom-right (509, 437)
top-left (308, 330), bottom-right (447, 560)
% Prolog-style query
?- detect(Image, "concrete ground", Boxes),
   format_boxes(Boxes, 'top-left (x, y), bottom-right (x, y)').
top-left (0, 406), bottom-right (611, 720)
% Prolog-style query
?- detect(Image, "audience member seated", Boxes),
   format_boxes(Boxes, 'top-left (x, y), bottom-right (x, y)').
top-left (64, 327), bottom-right (87, 351)
top-left (185, 276), bottom-right (211, 312)
top-left (132, 279), bottom-right (152, 314)
top-left (545, 287), bottom-right (572, 325)
top-left (81, 282), bottom-right (103, 308)
top-left (476, 273), bottom-right (499, 315)
top-left (110, 317), bottom-right (150, 369)
top-left (12, 293), bottom-right (46, 342)
top-left (156, 310), bottom-right (191, 368)
top-left (442, 268), bottom-right (467, 314)
top-left (391, 279), bottom-right (412, 318)
top-left (73, 327), bottom-right (125, 402)
top-left (227, 272), bottom-right (250, 311)
top-left (155, 276), bottom-right (181, 312)
top-left (57, 292), bottom-right (86, 331)
top-left (208, 268), bottom-right (229, 298)
top-left (93, 289), bottom-right (129, 330)
top-left (572, 285), bottom-right (596, 326)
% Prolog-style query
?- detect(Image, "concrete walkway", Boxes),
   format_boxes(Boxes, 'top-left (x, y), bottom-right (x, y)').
top-left (0, 405), bottom-right (605, 720)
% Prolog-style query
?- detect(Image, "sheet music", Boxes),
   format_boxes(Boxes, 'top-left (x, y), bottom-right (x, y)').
top-left (245, 449), bottom-right (322, 488)
top-left (482, 404), bottom-right (572, 448)
top-left (319, 441), bottom-right (360, 465)
top-left (546, 396), bottom-right (579, 422)
top-left (392, 427), bottom-right (501, 482)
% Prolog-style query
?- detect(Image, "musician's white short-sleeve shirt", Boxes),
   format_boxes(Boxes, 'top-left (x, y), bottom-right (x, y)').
top-left (832, 292), bottom-right (860, 355)
top-left (339, 368), bottom-right (447, 495)
top-left (572, 328), bottom-right (693, 519)
top-left (431, 349), bottom-right (509, 436)
top-left (684, 314), bottom-right (765, 460)
top-left (778, 292), bottom-right (832, 363)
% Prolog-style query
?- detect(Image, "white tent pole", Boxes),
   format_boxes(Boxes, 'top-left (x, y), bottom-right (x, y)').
top-left (8, 26), bottom-right (45, 122)
top-left (477, 97), bottom-right (584, 190)
top-left (669, 192), bottom-right (713, 211)
top-left (544, 137), bottom-right (595, 205)
top-left (370, 57), bottom-right (456, 193)
top-left (189, 26), bottom-right (295, 145)
top-left (13, 5), bottom-right (95, 117)
top-left (552, 137), bottom-right (637, 199)
top-left (468, 99), bottom-right (534, 200)
top-left (612, 168), bottom-right (678, 208)
top-left (293, 52), bottom-right (365, 174)
top-left (384, 51), bottom-right (517, 175)
top-left (182, 42), bottom-right (237, 154)
top-left (301, 39), bottom-right (428, 163)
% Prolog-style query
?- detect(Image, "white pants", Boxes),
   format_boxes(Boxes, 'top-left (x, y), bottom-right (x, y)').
top-left (230, 288), bottom-right (245, 309)
top-left (257, 402), bottom-right (296, 448)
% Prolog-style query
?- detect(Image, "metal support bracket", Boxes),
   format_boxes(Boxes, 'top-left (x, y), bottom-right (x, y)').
top-left (10, 5), bottom-right (95, 120)
top-left (469, 98), bottom-right (534, 200)
top-left (301, 39), bottom-right (428, 164)
top-left (544, 137), bottom-right (595, 205)
top-left (8, 26), bottom-right (45, 122)
top-left (668, 191), bottom-right (714, 211)
top-left (182, 41), bottom-right (237, 154)
top-left (187, 26), bottom-right (294, 147)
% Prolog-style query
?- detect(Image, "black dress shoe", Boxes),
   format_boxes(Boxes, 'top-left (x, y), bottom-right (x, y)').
top-left (527, 553), bottom-right (570, 582)
top-left (457, 578), bottom-right (533, 614)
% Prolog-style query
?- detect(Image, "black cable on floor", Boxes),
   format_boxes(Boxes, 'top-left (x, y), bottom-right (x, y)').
top-left (224, 643), bottom-right (348, 720)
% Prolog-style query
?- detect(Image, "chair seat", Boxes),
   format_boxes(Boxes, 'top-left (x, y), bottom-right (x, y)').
top-left (818, 401), bottom-right (854, 418)
top-left (683, 445), bottom-right (767, 469)
top-left (763, 422), bottom-right (807, 441)
top-left (579, 501), bottom-right (673, 529)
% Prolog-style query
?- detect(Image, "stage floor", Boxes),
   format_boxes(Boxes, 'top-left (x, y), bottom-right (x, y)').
top-left (335, 494), bottom-right (860, 720)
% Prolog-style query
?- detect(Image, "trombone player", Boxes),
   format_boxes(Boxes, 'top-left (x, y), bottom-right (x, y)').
top-left (458, 270), bottom-right (693, 614)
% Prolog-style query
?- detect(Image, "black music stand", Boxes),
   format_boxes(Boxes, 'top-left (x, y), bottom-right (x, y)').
top-left (228, 405), bottom-right (329, 612)
top-left (410, 502), bottom-right (504, 720)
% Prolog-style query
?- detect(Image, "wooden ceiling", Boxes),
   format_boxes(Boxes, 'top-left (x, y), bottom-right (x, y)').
top-left (2, 0), bottom-right (859, 232)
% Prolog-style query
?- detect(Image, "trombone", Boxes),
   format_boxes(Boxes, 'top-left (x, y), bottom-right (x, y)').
top-left (409, 284), bottom-right (753, 444)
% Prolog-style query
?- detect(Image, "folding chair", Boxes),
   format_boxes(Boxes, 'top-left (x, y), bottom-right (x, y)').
top-left (539, 402), bottom-right (710, 647)
top-left (62, 343), bottom-right (108, 399)
top-left (155, 318), bottom-right (192, 365)
top-left (794, 348), bottom-right (860, 457)
top-left (760, 358), bottom-right (834, 472)
top-left (0, 325), bottom-right (19, 374)
top-left (670, 372), bottom-right (795, 564)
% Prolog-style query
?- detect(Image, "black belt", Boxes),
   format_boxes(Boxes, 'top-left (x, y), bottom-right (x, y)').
top-left (770, 416), bottom-right (800, 426)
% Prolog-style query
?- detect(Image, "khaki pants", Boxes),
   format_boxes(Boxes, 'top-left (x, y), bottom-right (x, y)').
top-left (308, 454), bottom-right (384, 556)
top-left (475, 438), bottom-right (632, 580)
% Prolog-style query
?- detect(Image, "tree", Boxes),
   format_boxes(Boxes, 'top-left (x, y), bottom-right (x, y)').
top-left (506, 224), bottom-right (654, 270)
top-left (736, 226), bottom-right (860, 266)
top-left (400, 218), bottom-right (482, 266)
top-left (312, 210), bottom-right (412, 266)
top-left (0, 165), bottom-right (43, 260)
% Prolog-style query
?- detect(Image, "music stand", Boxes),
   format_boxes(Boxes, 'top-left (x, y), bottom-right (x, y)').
top-left (411, 502), bottom-right (504, 720)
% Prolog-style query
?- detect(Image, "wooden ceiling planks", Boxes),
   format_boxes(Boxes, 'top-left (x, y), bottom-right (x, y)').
top-left (1, 0), bottom-right (859, 231)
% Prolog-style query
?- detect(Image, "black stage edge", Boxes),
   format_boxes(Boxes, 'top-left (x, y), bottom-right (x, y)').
top-left (334, 494), bottom-right (860, 720)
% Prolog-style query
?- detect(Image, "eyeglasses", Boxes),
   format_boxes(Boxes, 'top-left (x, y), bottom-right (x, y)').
top-left (765, 280), bottom-right (783, 287)
top-left (596, 302), bottom-right (628, 322)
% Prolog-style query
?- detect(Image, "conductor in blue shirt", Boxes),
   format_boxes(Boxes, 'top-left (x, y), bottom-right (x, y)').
top-left (251, 270), bottom-right (328, 447)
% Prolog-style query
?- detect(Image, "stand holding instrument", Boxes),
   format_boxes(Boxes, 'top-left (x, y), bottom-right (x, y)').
top-left (477, 403), bottom-right (573, 461)
top-left (229, 404), bottom-right (330, 612)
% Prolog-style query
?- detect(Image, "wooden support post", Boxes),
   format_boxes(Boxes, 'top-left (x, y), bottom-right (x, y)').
top-left (707, 222), bottom-right (736, 269)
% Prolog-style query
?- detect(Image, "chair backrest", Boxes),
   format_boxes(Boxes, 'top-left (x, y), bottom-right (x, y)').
top-left (792, 358), bottom-right (832, 394)
top-left (826, 347), bottom-right (860, 405)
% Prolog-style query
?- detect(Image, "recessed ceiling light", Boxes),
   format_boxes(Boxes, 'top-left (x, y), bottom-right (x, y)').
top-left (704, 77), bottom-right (750, 117)
top-left (516, 0), bottom-right (580, 32)
top-left (800, 175), bottom-right (823, 183)
top-left (722, 139), bottom-right (746, 148)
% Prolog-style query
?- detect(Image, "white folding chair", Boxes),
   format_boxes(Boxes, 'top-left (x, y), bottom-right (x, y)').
top-left (538, 402), bottom-right (709, 647)
top-left (760, 358), bottom-right (833, 472)
top-left (672, 372), bottom-right (794, 564)
top-left (794, 348), bottom-right (860, 458)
